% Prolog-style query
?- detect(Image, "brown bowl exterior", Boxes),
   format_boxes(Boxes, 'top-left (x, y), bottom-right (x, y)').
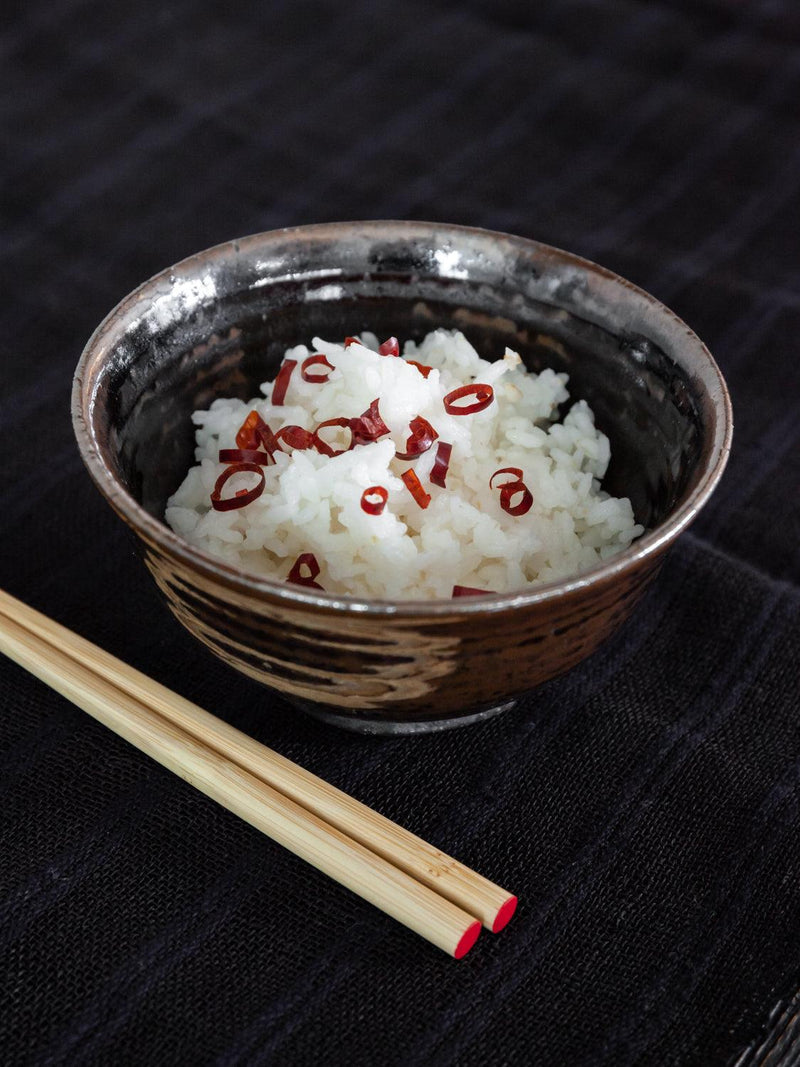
top-left (73, 221), bottom-right (732, 733)
top-left (139, 526), bottom-right (661, 731)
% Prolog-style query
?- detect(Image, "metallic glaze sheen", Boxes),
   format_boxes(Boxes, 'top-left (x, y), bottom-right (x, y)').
top-left (72, 222), bottom-right (732, 732)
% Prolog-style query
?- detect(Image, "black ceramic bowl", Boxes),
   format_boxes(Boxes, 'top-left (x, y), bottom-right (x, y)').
top-left (72, 221), bottom-right (732, 733)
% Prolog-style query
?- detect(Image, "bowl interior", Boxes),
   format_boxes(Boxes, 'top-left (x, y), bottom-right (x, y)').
top-left (88, 225), bottom-right (708, 536)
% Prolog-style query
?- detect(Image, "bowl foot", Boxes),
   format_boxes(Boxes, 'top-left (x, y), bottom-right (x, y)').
top-left (291, 699), bottom-right (517, 735)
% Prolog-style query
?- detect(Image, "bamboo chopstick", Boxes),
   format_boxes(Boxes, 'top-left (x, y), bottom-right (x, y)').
top-left (0, 590), bottom-right (517, 954)
top-left (0, 610), bottom-right (480, 958)
top-left (0, 589), bottom-right (516, 934)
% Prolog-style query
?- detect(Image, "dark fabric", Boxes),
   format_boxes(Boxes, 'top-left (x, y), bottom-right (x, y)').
top-left (2, 1), bottom-right (800, 1063)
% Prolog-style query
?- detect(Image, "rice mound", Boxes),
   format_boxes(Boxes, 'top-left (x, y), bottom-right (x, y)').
top-left (165, 330), bottom-right (643, 599)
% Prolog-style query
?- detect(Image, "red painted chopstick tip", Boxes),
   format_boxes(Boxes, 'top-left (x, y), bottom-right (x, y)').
top-left (492, 895), bottom-right (518, 933)
top-left (454, 919), bottom-right (482, 959)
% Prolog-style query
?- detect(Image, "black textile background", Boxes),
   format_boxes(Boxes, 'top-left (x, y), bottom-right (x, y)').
top-left (2, 1), bottom-right (800, 1064)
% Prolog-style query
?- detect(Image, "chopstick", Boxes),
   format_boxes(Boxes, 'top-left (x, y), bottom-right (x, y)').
top-left (0, 590), bottom-right (516, 956)
top-left (0, 608), bottom-right (479, 958)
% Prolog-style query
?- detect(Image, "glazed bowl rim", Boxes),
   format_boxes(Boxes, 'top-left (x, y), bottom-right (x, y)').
top-left (72, 219), bottom-right (733, 618)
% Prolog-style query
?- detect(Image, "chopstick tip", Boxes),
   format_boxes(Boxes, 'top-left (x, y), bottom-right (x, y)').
top-left (491, 895), bottom-right (518, 933)
top-left (454, 920), bottom-right (482, 959)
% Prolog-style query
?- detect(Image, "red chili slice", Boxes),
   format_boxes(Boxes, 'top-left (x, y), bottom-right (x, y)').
top-left (255, 419), bottom-right (282, 457)
top-left (406, 359), bottom-right (433, 379)
top-left (344, 336), bottom-right (360, 348)
top-left (313, 417), bottom-right (354, 457)
top-left (275, 425), bottom-right (315, 450)
top-left (430, 441), bottom-right (452, 488)
top-left (218, 448), bottom-right (273, 465)
top-left (236, 410), bottom-right (265, 450)
top-left (452, 585), bottom-right (496, 597)
top-left (443, 383), bottom-right (494, 415)
top-left (272, 359), bottom-right (297, 405)
top-left (350, 398), bottom-right (390, 444)
top-left (301, 354), bottom-right (335, 383)
top-left (210, 463), bottom-right (266, 511)
top-left (489, 467), bottom-right (533, 516)
top-left (286, 552), bottom-right (324, 589)
top-left (378, 336), bottom-right (400, 357)
top-left (401, 468), bottom-right (431, 509)
top-left (500, 481), bottom-right (534, 516)
top-left (361, 485), bottom-right (388, 515)
top-left (395, 416), bottom-right (438, 460)
top-left (231, 413), bottom-right (283, 458)
top-left (489, 467), bottom-right (524, 490)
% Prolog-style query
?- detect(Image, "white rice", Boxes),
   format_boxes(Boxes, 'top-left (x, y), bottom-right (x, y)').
top-left (165, 330), bottom-right (643, 599)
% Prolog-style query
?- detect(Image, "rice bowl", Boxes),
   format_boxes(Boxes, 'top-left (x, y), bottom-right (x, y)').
top-left (72, 220), bottom-right (731, 730)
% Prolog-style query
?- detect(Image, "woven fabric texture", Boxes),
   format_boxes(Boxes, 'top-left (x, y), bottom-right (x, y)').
top-left (2, 1), bottom-right (800, 1064)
